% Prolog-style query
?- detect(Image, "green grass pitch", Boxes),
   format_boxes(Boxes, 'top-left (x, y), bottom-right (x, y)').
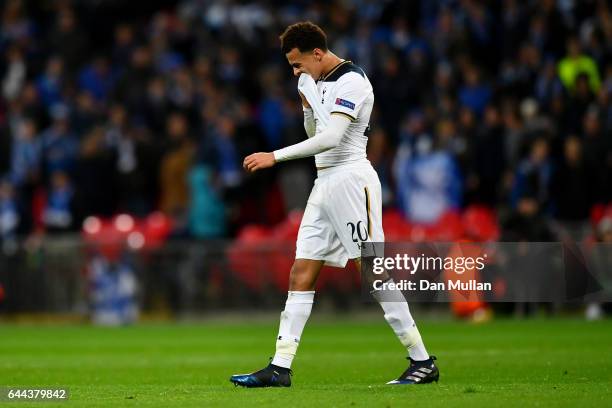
top-left (1, 316), bottom-right (611, 407)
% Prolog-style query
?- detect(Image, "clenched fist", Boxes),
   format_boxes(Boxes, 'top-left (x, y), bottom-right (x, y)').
top-left (243, 152), bottom-right (276, 173)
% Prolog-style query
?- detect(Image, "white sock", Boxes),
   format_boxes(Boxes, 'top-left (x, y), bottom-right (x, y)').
top-left (271, 291), bottom-right (315, 368)
top-left (372, 279), bottom-right (430, 361)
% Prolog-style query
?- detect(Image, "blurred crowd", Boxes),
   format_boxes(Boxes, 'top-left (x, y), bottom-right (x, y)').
top-left (0, 0), bottom-right (611, 243)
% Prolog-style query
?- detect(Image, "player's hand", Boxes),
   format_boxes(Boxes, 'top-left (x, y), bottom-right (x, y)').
top-left (298, 91), bottom-right (311, 109)
top-left (243, 152), bottom-right (276, 173)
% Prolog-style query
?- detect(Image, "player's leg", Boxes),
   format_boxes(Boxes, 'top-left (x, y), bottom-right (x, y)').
top-left (230, 185), bottom-right (331, 388)
top-left (270, 190), bottom-right (337, 371)
top-left (327, 166), bottom-right (438, 384)
top-left (287, 258), bottom-right (324, 291)
top-left (355, 258), bottom-right (439, 384)
top-left (355, 256), bottom-right (427, 357)
top-left (230, 259), bottom-right (324, 388)
top-left (271, 258), bottom-right (324, 370)
top-left (359, 254), bottom-right (430, 361)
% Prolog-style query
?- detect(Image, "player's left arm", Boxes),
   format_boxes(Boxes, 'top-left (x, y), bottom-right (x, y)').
top-left (243, 73), bottom-right (369, 173)
top-left (243, 114), bottom-right (350, 172)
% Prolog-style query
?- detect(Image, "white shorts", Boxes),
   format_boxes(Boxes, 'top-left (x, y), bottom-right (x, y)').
top-left (296, 159), bottom-right (384, 267)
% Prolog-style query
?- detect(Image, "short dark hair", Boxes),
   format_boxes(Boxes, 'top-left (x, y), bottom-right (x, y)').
top-left (279, 21), bottom-right (328, 54)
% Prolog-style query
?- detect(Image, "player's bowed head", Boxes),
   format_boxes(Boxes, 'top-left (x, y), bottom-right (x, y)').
top-left (243, 21), bottom-right (342, 173)
top-left (280, 21), bottom-right (334, 80)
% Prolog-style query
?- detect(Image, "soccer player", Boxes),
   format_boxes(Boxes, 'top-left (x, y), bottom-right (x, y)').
top-left (230, 22), bottom-right (439, 387)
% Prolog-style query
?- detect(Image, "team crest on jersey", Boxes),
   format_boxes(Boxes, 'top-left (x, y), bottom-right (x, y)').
top-left (335, 98), bottom-right (355, 110)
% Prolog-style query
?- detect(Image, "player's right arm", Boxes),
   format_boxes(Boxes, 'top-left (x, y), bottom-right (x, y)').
top-left (298, 90), bottom-right (311, 109)
top-left (299, 91), bottom-right (316, 138)
top-left (302, 107), bottom-right (316, 138)
top-left (272, 113), bottom-right (350, 162)
top-left (243, 94), bottom-right (349, 172)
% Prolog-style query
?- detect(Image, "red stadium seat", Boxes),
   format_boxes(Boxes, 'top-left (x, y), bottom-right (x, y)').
top-left (462, 205), bottom-right (500, 241)
top-left (382, 209), bottom-right (412, 241)
top-left (589, 203), bottom-right (612, 229)
top-left (237, 225), bottom-right (274, 242)
top-left (142, 212), bottom-right (173, 249)
top-left (429, 210), bottom-right (463, 241)
top-left (590, 203), bottom-right (606, 227)
top-left (271, 210), bottom-right (303, 241)
top-left (228, 225), bottom-right (275, 291)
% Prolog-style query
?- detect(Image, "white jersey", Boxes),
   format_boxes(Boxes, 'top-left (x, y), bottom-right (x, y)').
top-left (300, 60), bottom-right (374, 168)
